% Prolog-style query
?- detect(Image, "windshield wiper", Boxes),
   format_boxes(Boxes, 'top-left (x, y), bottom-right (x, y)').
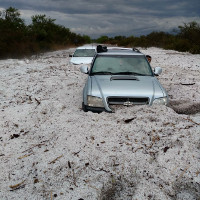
top-left (91, 71), bottom-right (149, 76)
top-left (112, 72), bottom-right (148, 76)
top-left (91, 71), bottom-right (113, 75)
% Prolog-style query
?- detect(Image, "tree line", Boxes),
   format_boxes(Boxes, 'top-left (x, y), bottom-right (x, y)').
top-left (0, 7), bottom-right (200, 59)
top-left (95, 21), bottom-right (200, 54)
top-left (0, 7), bottom-right (91, 58)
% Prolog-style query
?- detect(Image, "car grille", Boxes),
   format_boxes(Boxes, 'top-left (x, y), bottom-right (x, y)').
top-left (107, 97), bottom-right (149, 105)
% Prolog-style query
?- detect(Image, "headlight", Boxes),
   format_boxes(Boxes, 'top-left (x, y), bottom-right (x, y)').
top-left (153, 97), bottom-right (168, 105)
top-left (87, 96), bottom-right (104, 107)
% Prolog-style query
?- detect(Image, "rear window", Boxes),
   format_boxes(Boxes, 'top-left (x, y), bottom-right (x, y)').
top-left (74, 49), bottom-right (96, 57)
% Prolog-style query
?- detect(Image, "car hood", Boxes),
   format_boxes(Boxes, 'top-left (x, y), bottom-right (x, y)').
top-left (70, 57), bottom-right (93, 65)
top-left (90, 75), bottom-right (165, 99)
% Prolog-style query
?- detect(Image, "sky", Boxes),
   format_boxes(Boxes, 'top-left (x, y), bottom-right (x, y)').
top-left (0, 0), bottom-right (200, 38)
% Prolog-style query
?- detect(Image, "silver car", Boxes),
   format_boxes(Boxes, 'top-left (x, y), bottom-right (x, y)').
top-left (80, 46), bottom-right (168, 112)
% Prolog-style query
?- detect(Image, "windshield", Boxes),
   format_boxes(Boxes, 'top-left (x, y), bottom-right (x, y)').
top-left (73, 49), bottom-right (96, 57)
top-left (91, 55), bottom-right (153, 76)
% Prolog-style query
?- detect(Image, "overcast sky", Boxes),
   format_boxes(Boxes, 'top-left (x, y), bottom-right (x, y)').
top-left (0, 0), bottom-right (200, 38)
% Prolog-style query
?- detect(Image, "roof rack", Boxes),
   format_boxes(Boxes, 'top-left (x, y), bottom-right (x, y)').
top-left (97, 45), bottom-right (108, 53)
top-left (132, 48), bottom-right (141, 53)
top-left (107, 47), bottom-right (132, 50)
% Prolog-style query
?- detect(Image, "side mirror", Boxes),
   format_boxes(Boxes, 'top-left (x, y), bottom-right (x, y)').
top-left (80, 66), bottom-right (88, 74)
top-left (154, 67), bottom-right (162, 76)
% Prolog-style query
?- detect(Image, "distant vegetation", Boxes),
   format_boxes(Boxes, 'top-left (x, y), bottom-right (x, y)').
top-left (0, 7), bottom-right (200, 58)
top-left (0, 7), bottom-right (91, 58)
top-left (95, 21), bottom-right (200, 54)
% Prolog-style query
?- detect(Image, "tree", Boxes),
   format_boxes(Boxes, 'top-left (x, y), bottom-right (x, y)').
top-left (178, 21), bottom-right (200, 39)
top-left (82, 35), bottom-right (91, 43)
top-left (96, 35), bottom-right (109, 43)
top-left (0, 7), bottom-right (91, 58)
top-left (176, 21), bottom-right (200, 53)
top-left (0, 7), bottom-right (25, 28)
top-left (0, 7), bottom-right (27, 58)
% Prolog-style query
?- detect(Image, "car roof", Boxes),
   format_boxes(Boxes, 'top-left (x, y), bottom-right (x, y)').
top-left (97, 48), bottom-right (144, 56)
top-left (76, 45), bottom-right (96, 50)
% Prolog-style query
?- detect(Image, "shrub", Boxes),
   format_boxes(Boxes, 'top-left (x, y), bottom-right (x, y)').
top-left (0, 7), bottom-right (91, 59)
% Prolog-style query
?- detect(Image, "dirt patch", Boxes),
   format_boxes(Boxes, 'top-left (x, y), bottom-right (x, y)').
top-left (171, 178), bottom-right (200, 200)
top-left (168, 100), bottom-right (200, 115)
top-left (99, 174), bottom-right (138, 200)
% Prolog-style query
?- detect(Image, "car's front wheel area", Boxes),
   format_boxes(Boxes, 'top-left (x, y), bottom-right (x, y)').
top-left (82, 102), bottom-right (107, 113)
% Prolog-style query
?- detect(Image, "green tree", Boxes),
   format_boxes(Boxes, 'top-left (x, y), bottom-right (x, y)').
top-left (176, 21), bottom-right (200, 53)
top-left (96, 35), bottom-right (109, 43)
top-left (30, 15), bottom-right (55, 43)
top-left (178, 21), bottom-right (200, 39)
top-left (0, 7), bottom-right (25, 27)
top-left (29, 14), bottom-right (87, 49)
top-left (0, 7), bottom-right (27, 58)
top-left (82, 35), bottom-right (91, 43)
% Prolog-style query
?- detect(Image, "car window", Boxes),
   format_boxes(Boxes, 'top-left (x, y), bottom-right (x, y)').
top-left (91, 55), bottom-right (153, 75)
top-left (73, 49), bottom-right (96, 57)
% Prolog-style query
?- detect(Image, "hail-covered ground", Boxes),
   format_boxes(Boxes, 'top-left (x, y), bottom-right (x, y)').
top-left (0, 47), bottom-right (200, 200)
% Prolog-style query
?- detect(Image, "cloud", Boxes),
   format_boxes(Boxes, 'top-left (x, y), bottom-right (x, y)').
top-left (0, 0), bottom-right (200, 37)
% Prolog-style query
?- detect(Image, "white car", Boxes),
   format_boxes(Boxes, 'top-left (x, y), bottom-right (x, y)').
top-left (70, 45), bottom-right (96, 65)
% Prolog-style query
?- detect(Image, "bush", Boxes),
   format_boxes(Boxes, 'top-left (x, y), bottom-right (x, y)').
top-left (0, 7), bottom-right (91, 59)
top-left (94, 21), bottom-right (200, 54)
